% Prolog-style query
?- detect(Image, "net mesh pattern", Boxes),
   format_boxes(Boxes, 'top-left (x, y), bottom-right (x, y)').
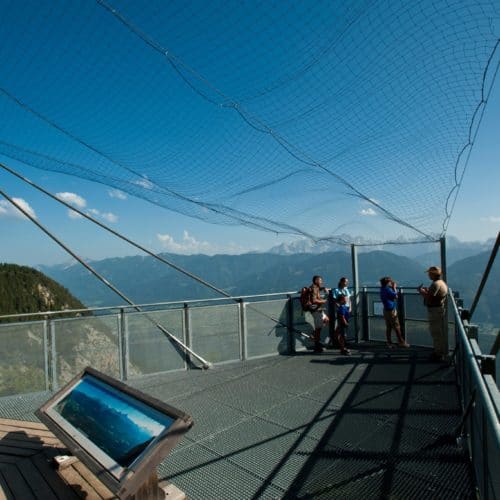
top-left (0, 0), bottom-right (498, 244)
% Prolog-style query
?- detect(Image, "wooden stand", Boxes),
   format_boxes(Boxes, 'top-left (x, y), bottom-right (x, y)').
top-left (0, 418), bottom-right (186, 500)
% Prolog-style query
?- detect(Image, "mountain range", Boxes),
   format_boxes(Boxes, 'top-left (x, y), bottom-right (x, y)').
top-left (37, 247), bottom-right (498, 329)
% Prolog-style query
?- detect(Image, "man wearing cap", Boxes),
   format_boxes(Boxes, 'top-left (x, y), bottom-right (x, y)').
top-left (418, 266), bottom-right (448, 361)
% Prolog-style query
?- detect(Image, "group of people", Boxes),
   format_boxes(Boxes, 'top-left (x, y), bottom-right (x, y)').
top-left (305, 265), bottom-right (449, 362)
top-left (308, 275), bottom-right (352, 354)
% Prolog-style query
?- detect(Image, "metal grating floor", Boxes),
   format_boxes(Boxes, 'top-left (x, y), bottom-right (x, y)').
top-left (0, 343), bottom-right (476, 499)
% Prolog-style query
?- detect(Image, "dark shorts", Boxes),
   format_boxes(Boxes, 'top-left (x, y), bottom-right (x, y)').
top-left (383, 309), bottom-right (400, 329)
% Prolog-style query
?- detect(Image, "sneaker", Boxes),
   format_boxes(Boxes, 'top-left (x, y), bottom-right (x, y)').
top-left (386, 343), bottom-right (394, 349)
top-left (313, 345), bottom-right (324, 353)
top-left (341, 349), bottom-right (351, 356)
top-left (398, 341), bottom-right (410, 348)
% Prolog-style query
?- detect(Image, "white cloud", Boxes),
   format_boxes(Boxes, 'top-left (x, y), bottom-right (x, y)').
top-left (88, 208), bottom-right (118, 223)
top-left (133, 177), bottom-right (154, 190)
top-left (56, 192), bottom-right (87, 219)
top-left (360, 207), bottom-right (377, 216)
top-left (480, 216), bottom-right (500, 223)
top-left (0, 197), bottom-right (37, 220)
top-left (157, 230), bottom-right (213, 254)
top-left (68, 210), bottom-right (83, 219)
top-left (156, 231), bottom-right (256, 255)
top-left (108, 189), bottom-right (127, 200)
top-left (56, 192), bottom-right (87, 208)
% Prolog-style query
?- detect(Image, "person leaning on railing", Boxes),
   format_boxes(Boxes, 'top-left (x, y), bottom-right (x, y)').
top-left (418, 266), bottom-right (448, 362)
top-left (310, 275), bottom-right (330, 353)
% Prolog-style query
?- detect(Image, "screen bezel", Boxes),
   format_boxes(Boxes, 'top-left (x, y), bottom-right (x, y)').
top-left (36, 367), bottom-right (193, 497)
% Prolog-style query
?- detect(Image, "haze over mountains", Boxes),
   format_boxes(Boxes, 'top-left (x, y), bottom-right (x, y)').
top-left (37, 238), bottom-right (498, 329)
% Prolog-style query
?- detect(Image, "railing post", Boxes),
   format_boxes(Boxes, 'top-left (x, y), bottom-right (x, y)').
top-left (43, 317), bottom-right (50, 391)
top-left (183, 303), bottom-right (191, 367)
top-left (351, 243), bottom-right (359, 343)
top-left (478, 355), bottom-right (496, 380)
top-left (50, 318), bottom-right (58, 391)
top-left (118, 308), bottom-right (129, 381)
top-left (287, 294), bottom-right (296, 354)
top-left (465, 323), bottom-right (479, 341)
top-left (399, 287), bottom-right (406, 341)
top-left (238, 298), bottom-right (247, 361)
top-left (361, 287), bottom-right (369, 341)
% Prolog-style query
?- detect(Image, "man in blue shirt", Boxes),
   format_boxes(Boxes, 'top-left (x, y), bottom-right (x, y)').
top-left (380, 276), bottom-right (410, 348)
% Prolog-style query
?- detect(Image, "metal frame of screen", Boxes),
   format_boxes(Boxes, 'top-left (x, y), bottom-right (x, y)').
top-left (36, 366), bottom-right (193, 498)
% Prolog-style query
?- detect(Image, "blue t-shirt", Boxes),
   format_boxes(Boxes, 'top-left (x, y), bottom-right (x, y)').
top-left (336, 304), bottom-right (350, 321)
top-left (380, 285), bottom-right (398, 311)
top-left (333, 287), bottom-right (351, 307)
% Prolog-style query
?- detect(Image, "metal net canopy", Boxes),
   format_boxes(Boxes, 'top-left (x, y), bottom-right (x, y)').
top-left (0, 0), bottom-right (498, 245)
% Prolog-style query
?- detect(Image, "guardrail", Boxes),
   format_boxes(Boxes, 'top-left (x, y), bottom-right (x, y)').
top-left (0, 292), bottom-right (311, 395)
top-left (450, 292), bottom-right (500, 499)
top-left (1, 287), bottom-right (498, 496)
top-left (0, 288), bottom-right (436, 396)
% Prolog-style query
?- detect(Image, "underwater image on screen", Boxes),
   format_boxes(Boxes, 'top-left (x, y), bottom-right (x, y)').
top-left (54, 375), bottom-right (175, 467)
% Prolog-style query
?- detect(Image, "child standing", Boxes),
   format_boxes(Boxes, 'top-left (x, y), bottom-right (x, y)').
top-left (336, 295), bottom-right (351, 355)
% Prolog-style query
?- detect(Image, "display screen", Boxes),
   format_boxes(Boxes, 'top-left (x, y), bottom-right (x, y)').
top-left (52, 374), bottom-right (175, 469)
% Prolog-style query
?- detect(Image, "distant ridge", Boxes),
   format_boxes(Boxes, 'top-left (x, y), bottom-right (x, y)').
top-left (38, 244), bottom-right (499, 330)
top-left (268, 235), bottom-right (495, 264)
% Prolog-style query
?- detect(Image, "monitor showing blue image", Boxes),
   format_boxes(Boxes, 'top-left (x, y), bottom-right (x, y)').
top-left (53, 374), bottom-right (175, 469)
top-left (37, 367), bottom-right (193, 497)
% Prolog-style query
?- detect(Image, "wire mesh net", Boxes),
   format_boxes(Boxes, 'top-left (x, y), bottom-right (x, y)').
top-left (0, 0), bottom-right (498, 244)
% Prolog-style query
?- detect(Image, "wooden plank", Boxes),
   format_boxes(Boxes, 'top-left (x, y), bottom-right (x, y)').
top-left (72, 461), bottom-right (115, 499)
top-left (0, 438), bottom-right (46, 452)
top-left (17, 457), bottom-right (60, 499)
top-left (0, 419), bottom-right (48, 430)
top-left (0, 463), bottom-right (36, 499)
top-left (0, 425), bottom-right (57, 440)
top-left (0, 445), bottom-right (35, 457)
top-left (0, 470), bottom-right (12, 500)
top-left (0, 429), bottom-right (61, 446)
top-left (0, 424), bottom-right (56, 439)
top-left (58, 464), bottom-right (106, 500)
top-left (0, 455), bottom-right (24, 465)
top-left (32, 452), bottom-right (81, 500)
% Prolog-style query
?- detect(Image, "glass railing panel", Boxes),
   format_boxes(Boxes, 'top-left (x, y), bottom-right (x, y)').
top-left (190, 304), bottom-right (240, 363)
top-left (403, 292), bottom-right (428, 320)
top-left (53, 315), bottom-right (120, 387)
top-left (365, 291), bottom-right (385, 342)
top-left (403, 320), bottom-right (433, 348)
top-left (126, 309), bottom-right (185, 376)
top-left (0, 320), bottom-right (46, 396)
top-left (245, 299), bottom-right (289, 358)
top-left (291, 298), bottom-right (321, 350)
top-left (485, 398), bottom-right (500, 497)
top-left (471, 257), bottom-right (499, 381)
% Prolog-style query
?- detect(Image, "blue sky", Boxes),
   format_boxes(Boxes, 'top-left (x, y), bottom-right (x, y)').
top-left (0, 2), bottom-right (498, 266)
top-left (0, 80), bottom-right (497, 267)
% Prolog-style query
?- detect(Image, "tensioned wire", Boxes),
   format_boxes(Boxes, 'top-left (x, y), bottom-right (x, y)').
top-left (0, 184), bottom-right (213, 369)
top-left (0, 161), bottom-right (316, 343)
top-left (0, 1), bottom-right (497, 244)
top-left (95, 0), bottom-right (498, 240)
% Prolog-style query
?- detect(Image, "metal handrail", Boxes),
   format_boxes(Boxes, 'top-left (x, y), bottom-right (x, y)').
top-left (470, 231), bottom-right (499, 319)
top-left (0, 291), bottom-right (300, 322)
top-left (449, 290), bottom-right (500, 423)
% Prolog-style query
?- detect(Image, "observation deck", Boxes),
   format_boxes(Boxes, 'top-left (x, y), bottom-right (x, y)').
top-left (0, 290), bottom-right (498, 499)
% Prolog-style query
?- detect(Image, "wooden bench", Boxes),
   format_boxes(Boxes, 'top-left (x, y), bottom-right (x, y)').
top-left (0, 419), bottom-right (185, 500)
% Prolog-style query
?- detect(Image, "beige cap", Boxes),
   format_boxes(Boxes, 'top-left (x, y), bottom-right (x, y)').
top-left (425, 266), bottom-right (442, 277)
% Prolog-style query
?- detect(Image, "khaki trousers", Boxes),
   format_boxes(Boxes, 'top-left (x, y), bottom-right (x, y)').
top-left (427, 306), bottom-right (448, 356)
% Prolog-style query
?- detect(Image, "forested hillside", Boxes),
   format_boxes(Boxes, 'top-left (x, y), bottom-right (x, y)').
top-left (0, 263), bottom-right (86, 318)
